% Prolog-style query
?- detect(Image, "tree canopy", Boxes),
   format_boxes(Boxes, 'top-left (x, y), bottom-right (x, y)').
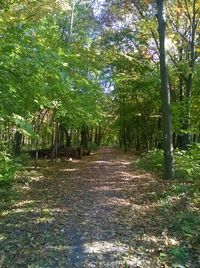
top-left (0, 0), bottom-right (200, 178)
top-left (1, 1), bottom-right (200, 267)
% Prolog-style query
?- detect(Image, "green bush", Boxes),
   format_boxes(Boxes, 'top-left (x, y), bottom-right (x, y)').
top-left (168, 246), bottom-right (189, 264)
top-left (137, 144), bottom-right (200, 180)
top-left (136, 149), bottom-right (164, 172)
top-left (175, 145), bottom-right (200, 179)
top-left (88, 142), bottom-right (99, 151)
top-left (0, 151), bottom-right (22, 184)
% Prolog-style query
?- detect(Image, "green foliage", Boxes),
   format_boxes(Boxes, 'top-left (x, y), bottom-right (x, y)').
top-left (168, 246), bottom-right (189, 265)
top-left (175, 145), bottom-right (200, 179)
top-left (137, 149), bottom-right (164, 172)
top-left (137, 145), bottom-right (200, 180)
top-left (0, 0), bottom-right (108, 158)
top-left (178, 211), bottom-right (200, 237)
top-left (158, 188), bottom-right (200, 266)
top-left (88, 142), bottom-right (99, 151)
top-left (175, 151), bottom-right (200, 180)
top-left (0, 152), bottom-right (22, 184)
top-left (158, 252), bottom-right (168, 262)
top-left (154, 178), bottom-right (200, 266)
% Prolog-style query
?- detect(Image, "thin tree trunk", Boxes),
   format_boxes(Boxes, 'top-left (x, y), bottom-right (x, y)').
top-left (66, 129), bottom-right (72, 147)
top-left (122, 96), bottom-right (127, 153)
top-left (13, 130), bottom-right (22, 156)
top-left (68, 1), bottom-right (75, 44)
top-left (80, 126), bottom-right (89, 150)
top-left (34, 139), bottom-right (39, 170)
top-left (180, 0), bottom-right (197, 148)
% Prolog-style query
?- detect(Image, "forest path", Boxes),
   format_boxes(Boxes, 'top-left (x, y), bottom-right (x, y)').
top-left (1, 147), bottom-right (163, 268)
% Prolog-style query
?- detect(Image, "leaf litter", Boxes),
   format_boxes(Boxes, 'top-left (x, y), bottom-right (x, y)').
top-left (0, 147), bottom-right (199, 267)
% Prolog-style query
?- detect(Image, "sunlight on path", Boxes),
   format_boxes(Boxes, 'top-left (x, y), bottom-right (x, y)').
top-left (0, 147), bottom-right (163, 267)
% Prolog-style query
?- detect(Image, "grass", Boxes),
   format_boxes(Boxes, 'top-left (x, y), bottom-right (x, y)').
top-left (136, 147), bottom-right (200, 266)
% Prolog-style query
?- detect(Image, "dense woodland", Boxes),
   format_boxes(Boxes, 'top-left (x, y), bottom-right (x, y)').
top-left (1, 0), bottom-right (200, 179)
top-left (0, 0), bottom-right (200, 267)
top-left (0, 0), bottom-right (200, 177)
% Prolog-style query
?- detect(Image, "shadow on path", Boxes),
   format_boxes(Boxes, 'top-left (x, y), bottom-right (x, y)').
top-left (1, 147), bottom-right (198, 267)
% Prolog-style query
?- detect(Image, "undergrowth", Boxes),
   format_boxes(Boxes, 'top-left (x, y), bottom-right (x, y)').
top-left (0, 151), bottom-right (22, 184)
top-left (158, 183), bottom-right (200, 267)
top-left (137, 144), bottom-right (200, 180)
top-left (137, 145), bottom-right (200, 266)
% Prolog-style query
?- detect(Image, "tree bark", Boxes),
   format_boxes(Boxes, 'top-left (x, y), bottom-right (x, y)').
top-left (66, 129), bottom-right (71, 147)
top-left (122, 96), bottom-right (127, 153)
top-left (157, 0), bottom-right (175, 179)
top-left (182, 0), bottom-right (196, 148)
top-left (80, 126), bottom-right (89, 150)
top-left (13, 130), bottom-right (22, 156)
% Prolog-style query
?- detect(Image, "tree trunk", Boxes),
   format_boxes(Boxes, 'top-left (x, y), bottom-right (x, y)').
top-left (94, 127), bottom-right (98, 144)
top-left (122, 96), bottom-right (127, 153)
top-left (59, 125), bottom-right (65, 148)
top-left (80, 126), bottom-right (89, 150)
top-left (13, 130), bottom-right (22, 156)
top-left (68, 1), bottom-right (75, 44)
top-left (66, 129), bottom-right (71, 147)
top-left (52, 122), bottom-right (59, 158)
top-left (157, 0), bottom-right (175, 179)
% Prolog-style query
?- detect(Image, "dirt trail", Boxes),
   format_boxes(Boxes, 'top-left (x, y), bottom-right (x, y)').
top-left (0, 147), bottom-right (163, 267)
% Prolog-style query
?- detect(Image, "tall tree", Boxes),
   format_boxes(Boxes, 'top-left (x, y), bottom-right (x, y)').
top-left (156, 0), bottom-right (175, 179)
top-left (167, 0), bottom-right (200, 148)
